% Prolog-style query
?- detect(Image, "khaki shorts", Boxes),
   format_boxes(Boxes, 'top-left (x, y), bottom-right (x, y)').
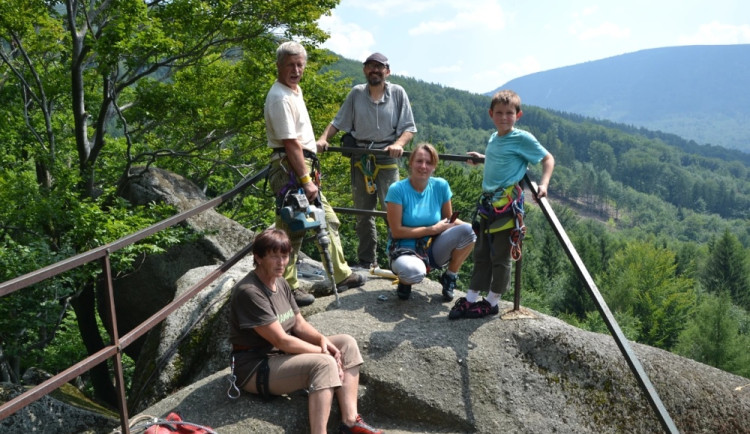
top-left (242, 334), bottom-right (363, 395)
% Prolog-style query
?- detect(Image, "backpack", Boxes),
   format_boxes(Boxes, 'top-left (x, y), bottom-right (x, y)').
top-left (142, 412), bottom-right (215, 434)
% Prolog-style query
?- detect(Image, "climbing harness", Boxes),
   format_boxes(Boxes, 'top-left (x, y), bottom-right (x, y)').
top-left (388, 235), bottom-right (435, 271)
top-left (474, 183), bottom-right (526, 261)
top-left (354, 153), bottom-right (398, 194)
top-left (269, 148), bottom-right (321, 200)
top-left (354, 154), bottom-right (377, 194)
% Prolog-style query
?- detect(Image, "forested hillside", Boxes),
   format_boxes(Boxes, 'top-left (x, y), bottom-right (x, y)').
top-left (327, 57), bottom-right (750, 224)
top-left (320, 56), bottom-right (750, 379)
top-left (1, 1), bottom-right (748, 416)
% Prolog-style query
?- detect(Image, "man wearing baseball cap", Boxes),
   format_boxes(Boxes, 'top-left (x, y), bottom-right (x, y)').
top-left (317, 52), bottom-right (417, 271)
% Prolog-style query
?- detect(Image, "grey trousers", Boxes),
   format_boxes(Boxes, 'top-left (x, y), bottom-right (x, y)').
top-left (350, 160), bottom-right (399, 264)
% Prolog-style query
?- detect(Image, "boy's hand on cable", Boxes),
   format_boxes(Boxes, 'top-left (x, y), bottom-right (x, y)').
top-left (536, 184), bottom-right (549, 198)
top-left (316, 139), bottom-right (329, 152)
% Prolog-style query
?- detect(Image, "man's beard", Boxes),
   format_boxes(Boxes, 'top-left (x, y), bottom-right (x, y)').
top-left (367, 73), bottom-right (383, 86)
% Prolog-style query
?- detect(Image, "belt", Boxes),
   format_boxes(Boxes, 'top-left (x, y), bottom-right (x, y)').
top-left (270, 148), bottom-right (317, 159)
top-left (232, 344), bottom-right (255, 352)
top-left (356, 140), bottom-right (391, 147)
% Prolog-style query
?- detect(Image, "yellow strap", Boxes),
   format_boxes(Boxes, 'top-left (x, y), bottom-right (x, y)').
top-left (354, 160), bottom-right (376, 194)
top-left (372, 163), bottom-right (398, 180)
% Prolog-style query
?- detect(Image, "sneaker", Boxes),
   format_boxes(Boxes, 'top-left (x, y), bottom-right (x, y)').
top-left (465, 299), bottom-right (499, 318)
top-left (339, 414), bottom-right (383, 434)
top-left (448, 297), bottom-right (472, 320)
top-left (337, 273), bottom-right (365, 292)
top-left (396, 282), bottom-right (412, 300)
top-left (293, 288), bottom-right (315, 307)
top-left (439, 272), bottom-right (458, 301)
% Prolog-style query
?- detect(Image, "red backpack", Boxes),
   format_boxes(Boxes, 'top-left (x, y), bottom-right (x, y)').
top-left (143, 412), bottom-right (215, 434)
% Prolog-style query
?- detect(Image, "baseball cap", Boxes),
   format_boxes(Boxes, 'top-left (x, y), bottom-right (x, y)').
top-left (364, 53), bottom-right (389, 67)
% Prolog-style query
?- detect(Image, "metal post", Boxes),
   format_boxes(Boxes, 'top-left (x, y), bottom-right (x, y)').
top-left (513, 257), bottom-right (522, 311)
top-left (102, 251), bottom-right (130, 434)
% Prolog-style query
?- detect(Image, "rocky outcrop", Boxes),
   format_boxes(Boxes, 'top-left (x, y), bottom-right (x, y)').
top-left (115, 168), bottom-right (749, 432)
top-left (0, 383), bottom-right (119, 433)
top-left (130, 271), bottom-right (750, 433)
top-left (112, 167), bottom-right (254, 358)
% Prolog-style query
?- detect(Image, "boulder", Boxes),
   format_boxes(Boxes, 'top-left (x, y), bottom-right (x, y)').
top-left (113, 167), bottom-right (254, 358)
top-left (133, 274), bottom-right (750, 433)
top-left (0, 382), bottom-right (118, 433)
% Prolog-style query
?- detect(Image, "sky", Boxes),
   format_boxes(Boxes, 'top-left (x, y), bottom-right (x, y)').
top-left (317, 0), bottom-right (750, 94)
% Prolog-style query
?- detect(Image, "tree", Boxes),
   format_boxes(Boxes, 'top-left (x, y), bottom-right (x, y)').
top-left (675, 291), bottom-right (750, 378)
top-left (599, 241), bottom-right (696, 349)
top-left (701, 230), bottom-right (750, 311)
top-left (1, 0), bottom-right (341, 406)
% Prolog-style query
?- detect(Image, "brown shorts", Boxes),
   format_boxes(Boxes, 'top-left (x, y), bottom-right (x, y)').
top-left (242, 334), bottom-right (363, 395)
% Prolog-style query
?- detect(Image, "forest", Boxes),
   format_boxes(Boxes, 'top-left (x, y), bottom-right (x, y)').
top-left (1, 0), bottom-right (748, 412)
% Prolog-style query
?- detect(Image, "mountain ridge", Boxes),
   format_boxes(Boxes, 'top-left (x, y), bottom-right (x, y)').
top-left (494, 44), bottom-right (750, 152)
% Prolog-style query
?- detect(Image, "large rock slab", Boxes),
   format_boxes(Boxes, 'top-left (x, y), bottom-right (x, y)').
top-left (136, 274), bottom-right (750, 433)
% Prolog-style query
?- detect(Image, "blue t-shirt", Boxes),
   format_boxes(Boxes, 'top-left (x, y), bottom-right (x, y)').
top-left (483, 128), bottom-right (548, 199)
top-left (385, 177), bottom-right (452, 250)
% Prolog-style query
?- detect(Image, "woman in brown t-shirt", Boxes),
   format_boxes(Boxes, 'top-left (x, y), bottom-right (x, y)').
top-left (229, 228), bottom-right (382, 434)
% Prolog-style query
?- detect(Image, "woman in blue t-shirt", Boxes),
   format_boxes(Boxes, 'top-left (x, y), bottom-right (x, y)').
top-left (385, 143), bottom-right (476, 301)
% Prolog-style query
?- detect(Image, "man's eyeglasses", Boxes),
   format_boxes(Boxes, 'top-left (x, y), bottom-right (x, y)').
top-left (365, 62), bottom-right (388, 70)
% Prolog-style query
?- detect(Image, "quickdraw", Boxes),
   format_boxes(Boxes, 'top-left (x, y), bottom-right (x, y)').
top-left (227, 355), bottom-right (241, 400)
top-left (509, 207), bottom-right (526, 262)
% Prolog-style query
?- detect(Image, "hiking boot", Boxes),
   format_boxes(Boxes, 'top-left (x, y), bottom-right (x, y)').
top-left (396, 282), bottom-right (412, 300)
top-left (465, 299), bottom-right (499, 318)
top-left (448, 297), bottom-right (472, 320)
top-left (293, 288), bottom-right (315, 307)
top-left (337, 273), bottom-right (365, 292)
top-left (439, 271), bottom-right (458, 301)
top-left (339, 414), bottom-right (383, 434)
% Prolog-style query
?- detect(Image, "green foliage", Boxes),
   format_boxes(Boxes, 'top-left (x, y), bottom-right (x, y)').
top-left (1, 0), bottom-right (344, 390)
top-left (2, 1), bottom-right (750, 396)
top-left (675, 291), bottom-right (750, 378)
top-left (599, 242), bottom-right (696, 349)
top-left (701, 230), bottom-right (750, 310)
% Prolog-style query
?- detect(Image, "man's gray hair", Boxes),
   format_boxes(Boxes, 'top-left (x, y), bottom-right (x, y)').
top-left (276, 41), bottom-right (307, 64)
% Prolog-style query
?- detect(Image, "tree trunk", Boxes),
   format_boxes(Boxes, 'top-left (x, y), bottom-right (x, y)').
top-left (70, 283), bottom-right (118, 408)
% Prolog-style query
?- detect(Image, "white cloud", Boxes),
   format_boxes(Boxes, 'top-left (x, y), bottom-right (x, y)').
top-left (347, 0), bottom-right (434, 16)
top-left (318, 13), bottom-right (375, 62)
top-left (678, 21), bottom-right (750, 44)
top-left (573, 22), bottom-right (631, 41)
top-left (409, 0), bottom-right (506, 36)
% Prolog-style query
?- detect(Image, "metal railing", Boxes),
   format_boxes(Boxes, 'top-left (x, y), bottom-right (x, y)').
top-left (0, 167), bottom-right (269, 433)
top-left (0, 147), bottom-right (678, 433)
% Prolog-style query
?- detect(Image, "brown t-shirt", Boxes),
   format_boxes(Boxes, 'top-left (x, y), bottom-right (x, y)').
top-left (228, 271), bottom-right (299, 386)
